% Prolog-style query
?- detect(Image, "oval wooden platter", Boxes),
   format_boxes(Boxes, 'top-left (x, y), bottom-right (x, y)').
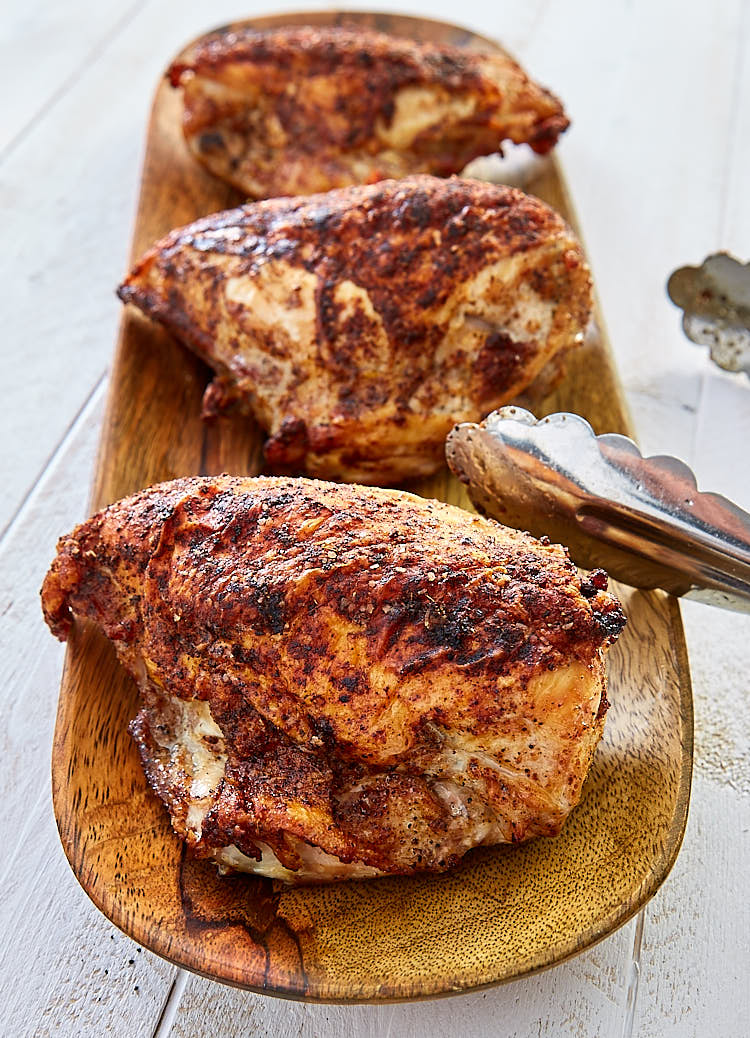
top-left (50, 10), bottom-right (693, 1003)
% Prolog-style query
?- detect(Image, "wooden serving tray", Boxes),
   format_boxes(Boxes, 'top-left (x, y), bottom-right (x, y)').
top-left (51, 11), bottom-right (693, 1002)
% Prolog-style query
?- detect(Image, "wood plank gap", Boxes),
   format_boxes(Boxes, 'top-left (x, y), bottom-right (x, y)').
top-left (383, 1004), bottom-right (397, 1038)
top-left (151, 968), bottom-right (190, 1038)
top-left (0, 372), bottom-right (107, 548)
top-left (514, 0), bottom-right (554, 53)
top-left (0, 0), bottom-right (150, 168)
top-left (621, 909), bottom-right (645, 1038)
top-left (689, 369), bottom-right (709, 473)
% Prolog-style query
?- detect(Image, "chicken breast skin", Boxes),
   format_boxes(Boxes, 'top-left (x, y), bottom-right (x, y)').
top-left (42, 476), bottom-right (625, 884)
top-left (118, 175), bottom-right (592, 485)
top-left (169, 25), bottom-right (569, 198)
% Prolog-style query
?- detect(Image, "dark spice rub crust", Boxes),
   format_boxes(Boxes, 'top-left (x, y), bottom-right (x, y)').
top-left (42, 476), bottom-right (624, 883)
top-left (168, 25), bottom-right (569, 198)
top-left (118, 176), bottom-right (592, 485)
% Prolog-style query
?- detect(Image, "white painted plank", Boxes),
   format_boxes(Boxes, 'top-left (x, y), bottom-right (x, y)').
top-left (525, 0), bottom-right (745, 457)
top-left (171, 918), bottom-right (636, 1038)
top-left (717, 0), bottom-right (750, 251)
top-left (631, 0), bottom-right (750, 1024)
top-left (689, 370), bottom-right (750, 509)
top-left (634, 603), bottom-right (750, 1038)
top-left (0, 387), bottom-right (177, 1037)
top-left (0, 0), bottom-right (146, 156)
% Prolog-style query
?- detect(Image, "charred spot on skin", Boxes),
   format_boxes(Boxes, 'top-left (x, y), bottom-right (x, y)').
top-left (201, 376), bottom-right (247, 419)
top-left (475, 332), bottom-right (534, 397)
top-left (312, 716), bottom-right (336, 752)
top-left (230, 644), bottom-right (260, 666)
top-left (264, 417), bottom-right (310, 468)
top-left (417, 286), bottom-right (438, 308)
top-left (580, 569), bottom-right (609, 598)
top-left (198, 131), bottom-right (226, 153)
top-left (594, 603), bottom-right (627, 643)
top-left (252, 590), bottom-right (286, 635)
top-left (394, 191), bottom-right (432, 229)
top-left (528, 113), bottom-right (571, 154)
top-left (421, 598), bottom-right (480, 651)
top-left (307, 205), bottom-right (335, 231)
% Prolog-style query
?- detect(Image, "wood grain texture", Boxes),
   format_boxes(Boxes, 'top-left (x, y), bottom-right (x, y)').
top-left (49, 9), bottom-right (692, 1006)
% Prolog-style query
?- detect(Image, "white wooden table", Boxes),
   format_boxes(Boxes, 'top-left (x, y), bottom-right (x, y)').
top-left (2, 1), bottom-right (749, 1034)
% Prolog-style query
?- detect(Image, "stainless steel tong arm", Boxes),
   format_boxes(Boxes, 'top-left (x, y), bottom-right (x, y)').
top-left (446, 407), bottom-right (750, 612)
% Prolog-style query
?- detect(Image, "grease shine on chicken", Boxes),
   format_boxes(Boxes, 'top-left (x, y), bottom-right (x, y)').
top-left (168, 25), bottom-right (569, 198)
top-left (118, 176), bottom-right (592, 484)
top-left (42, 476), bottom-right (625, 884)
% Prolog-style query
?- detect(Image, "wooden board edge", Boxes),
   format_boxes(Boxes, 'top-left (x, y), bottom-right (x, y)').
top-left (48, 9), bottom-right (695, 1003)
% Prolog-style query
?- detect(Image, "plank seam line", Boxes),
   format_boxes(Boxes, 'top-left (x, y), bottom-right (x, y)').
top-left (0, 372), bottom-right (108, 550)
top-left (0, 0), bottom-right (150, 168)
top-left (689, 365), bottom-right (709, 483)
top-left (152, 969), bottom-right (190, 1038)
top-left (621, 908), bottom-right (645, 1038)
top-left (515, 0), bottom-right (553, 54)
top-left (383, 1004), bottom-right (397, 1038)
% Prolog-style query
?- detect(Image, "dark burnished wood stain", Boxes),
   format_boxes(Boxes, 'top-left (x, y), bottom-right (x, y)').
top-left (50, 10), bottom-right (693, 1003)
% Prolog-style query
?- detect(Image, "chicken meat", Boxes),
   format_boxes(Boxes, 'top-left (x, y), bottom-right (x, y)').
top-left (42, 476), bottom-right (625, 884)
top-left (168, 25), bottom-right (569, 198)
top-left (118, 175), bottom-right (592, 484)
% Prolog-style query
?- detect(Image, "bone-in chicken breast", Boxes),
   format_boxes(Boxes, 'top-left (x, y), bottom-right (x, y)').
top-left (42, 476), bottom-right (625, 884)
top-left (168, 25), bottom-right (569, 198)
top-left (118, 176), bottom-right (592, 484)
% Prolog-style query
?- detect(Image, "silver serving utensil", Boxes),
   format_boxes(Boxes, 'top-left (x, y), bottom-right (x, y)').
top-left (446, 407), bottom-right (750, 612)
top-left (667, 252), bottom-right (750, 376)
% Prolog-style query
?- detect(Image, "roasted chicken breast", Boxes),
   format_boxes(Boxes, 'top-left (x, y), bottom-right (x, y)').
top-left (168, 25), bottom-right (569, 198)
top-left (42, 476), bottom-right (625, 884)
top-left (118, 175), bottom-right (592, 484)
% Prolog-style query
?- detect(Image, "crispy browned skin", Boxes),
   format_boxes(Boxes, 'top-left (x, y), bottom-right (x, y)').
top-left (118, 176), bottom-right (592, 484)
top-left (42, 476), bottom-right (625, 883)
top-left (169, 25), bottom-right (569, 198)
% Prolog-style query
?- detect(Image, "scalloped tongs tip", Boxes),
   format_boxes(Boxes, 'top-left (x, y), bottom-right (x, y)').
top-left (446, 407), bottom-right (750, 612)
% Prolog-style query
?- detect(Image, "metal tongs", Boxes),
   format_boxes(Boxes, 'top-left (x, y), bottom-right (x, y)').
top-left (667, 252), bottom-right (750, 376)
top-left (446, 407), bottom-right (750, 612)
